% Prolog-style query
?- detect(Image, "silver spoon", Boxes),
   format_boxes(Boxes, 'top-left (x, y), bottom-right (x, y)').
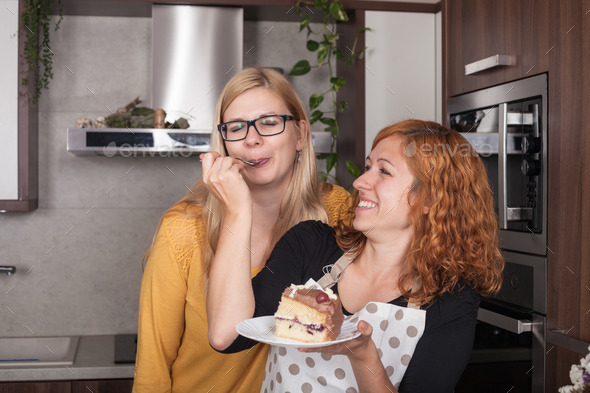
top-left (237, 158), bottom-right (256, 166)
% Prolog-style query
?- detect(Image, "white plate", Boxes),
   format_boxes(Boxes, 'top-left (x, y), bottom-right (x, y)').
top-left (236, 316), bottom-right (360, 348)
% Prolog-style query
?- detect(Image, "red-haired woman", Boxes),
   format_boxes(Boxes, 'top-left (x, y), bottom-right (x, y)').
top-left (207, 120), bottom-right (504, 393)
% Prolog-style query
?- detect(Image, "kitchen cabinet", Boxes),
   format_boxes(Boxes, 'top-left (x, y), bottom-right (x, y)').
top-left (0, 0), bottom-right (39, 212)
top-left (0, 0), bottom-right (20, 207)
top-left (0, 380), bottom-right (133, 393)
top-left (72, 379), bottom-right (133, 393)
top-left (443, 0), bottom-right (547, 98)
top-left (443, 0), bottom-right (590, 391)
top-left (545, 341), bottom-right (589, 392)
top-left (0, 382), bottom-right (71, 392)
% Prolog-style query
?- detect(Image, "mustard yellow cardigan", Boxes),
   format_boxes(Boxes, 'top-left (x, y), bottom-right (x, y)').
top-left (132, 184), bottom-right (351, 393)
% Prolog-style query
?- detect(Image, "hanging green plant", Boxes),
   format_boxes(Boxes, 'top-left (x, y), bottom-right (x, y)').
top-left (290, 0), bottom-right (368, 183)
top-left (21, 0), bottom-right (63, 103)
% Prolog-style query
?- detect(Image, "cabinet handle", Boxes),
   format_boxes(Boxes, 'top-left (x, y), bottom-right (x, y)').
top-left (465, 54), bottom-right (515, 75)
top-left (546, 330), bottom-right (590, 355)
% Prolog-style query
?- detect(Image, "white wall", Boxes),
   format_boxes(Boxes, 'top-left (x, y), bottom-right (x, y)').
top-left (364, 11), bottom-right (441, 156)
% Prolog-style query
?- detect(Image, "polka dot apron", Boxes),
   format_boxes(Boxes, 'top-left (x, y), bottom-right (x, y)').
top-left (260, 254), bottom-right (426, 393)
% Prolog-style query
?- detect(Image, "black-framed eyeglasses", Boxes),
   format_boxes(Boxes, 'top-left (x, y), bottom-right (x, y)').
top-left (217, 114), bottom-right (295, 141)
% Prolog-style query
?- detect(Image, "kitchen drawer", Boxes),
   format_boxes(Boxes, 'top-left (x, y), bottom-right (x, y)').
top-left (72, 379), bottom-right (133, 393)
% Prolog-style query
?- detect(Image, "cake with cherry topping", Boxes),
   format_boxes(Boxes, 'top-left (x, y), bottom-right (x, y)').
top-left (274, 284), bottom-right (344, 343)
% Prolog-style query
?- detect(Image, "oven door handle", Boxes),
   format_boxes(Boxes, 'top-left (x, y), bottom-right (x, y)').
top-left (477, 307), bottom-right (532, 334)
top-left (498, 103), bottom-right (509, 229)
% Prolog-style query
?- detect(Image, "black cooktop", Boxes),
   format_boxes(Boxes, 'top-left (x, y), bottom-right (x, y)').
top-left (114, 334), bottom-right (137, 364)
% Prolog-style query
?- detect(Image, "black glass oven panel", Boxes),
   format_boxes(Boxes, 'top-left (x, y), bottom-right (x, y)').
top-left (86, 132), bottom-right (154, 147)
top-left (494, 262), bottom-right (534, 311)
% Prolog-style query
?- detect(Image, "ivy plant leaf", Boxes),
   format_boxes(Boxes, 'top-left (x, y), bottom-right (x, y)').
top-left (330, 77), bottom-right (346, 92)
top-left (326, 153), bottom-right (338, 173)
top-left (320, 117), bottom-right (337, 128)
top-left (299, 15), bottom-right (313, 32)
top-left (289, 60), bottom-right (311, 76)
top-left (356, 46), bottom-right (369, 60)
top-left (329, 1), bottom-right (349, 21)
top-left (314, 0), bottom-right (329, 12)
top-left (306, 40), bottom-right (320, 52)
top-left (338, 101), bottom-right (349, 112)
top-left (309, 94), bottom-right (324, 110)
top-left (323, 32), bottom-right (339, 44)
top-left (325, 125), bottom-right (339, 134)
top-left (346, 160), bottom-right (361, 178)
top-left (321, 116), bottom-right (338, 134)
top-left (317, 45), bottom-right (329, 66)
top-left (310, 110), bottom-right (323, 124)
top-left (334, 47), bottom-right (343, 60)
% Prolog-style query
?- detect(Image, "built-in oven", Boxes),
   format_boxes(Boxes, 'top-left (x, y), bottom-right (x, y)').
top-left (454, 252), bottom-right (546, 393)
top-left (447, 74), bottom-right (548, 392)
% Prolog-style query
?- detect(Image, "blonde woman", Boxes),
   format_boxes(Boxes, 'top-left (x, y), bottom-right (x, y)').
top-left (132, 68), bottom-right (350, 393)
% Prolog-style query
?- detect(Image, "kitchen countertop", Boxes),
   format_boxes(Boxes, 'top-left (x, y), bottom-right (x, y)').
top-left (0, 335), bottom-right (134, 382)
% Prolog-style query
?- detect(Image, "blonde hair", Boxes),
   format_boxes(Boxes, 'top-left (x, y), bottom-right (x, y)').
top-left (145, 68), bottom-right (329, 280)
top-left (336, 120), bottom-right (504, 306)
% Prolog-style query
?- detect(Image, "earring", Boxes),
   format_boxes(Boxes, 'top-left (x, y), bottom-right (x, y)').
top-left (297, 150), bottom-right (302, 163)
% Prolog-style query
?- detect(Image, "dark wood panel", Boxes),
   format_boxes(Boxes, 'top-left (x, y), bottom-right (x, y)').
top-left (444, 0), bottom-right (532, 97)
top-left (335, 9), bottom-right (365, 190)
top-left (544, 0), bottom-right (589, 391)
top-left (342, 1), bottom-right (440, 12)
top-left (72, 380), bottom-right (133, 393)
top-left (523, 0), bottom-right (550, 75)
top-left (0, 200), bottom-right (38, 211)
top-left (545, 345), bottom-right (586, 393)
top-left (58, 0), bottom-right (440, 16)
top-left (0, 382), bottom-right (71, 393)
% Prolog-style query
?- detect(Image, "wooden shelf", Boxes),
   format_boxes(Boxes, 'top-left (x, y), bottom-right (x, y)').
top-left (56, 0), bottom-right (440, 18)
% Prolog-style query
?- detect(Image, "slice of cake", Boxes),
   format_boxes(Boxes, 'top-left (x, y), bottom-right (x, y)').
top-left (274, 284), bottom-right (344, 343)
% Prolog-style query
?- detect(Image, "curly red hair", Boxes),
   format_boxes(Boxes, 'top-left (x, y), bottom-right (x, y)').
top-left (336, 120), bottom-right (504, 306)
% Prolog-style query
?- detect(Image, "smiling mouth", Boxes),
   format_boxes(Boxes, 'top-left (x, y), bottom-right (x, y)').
top-left (357, 200), bottom-right (377, 208)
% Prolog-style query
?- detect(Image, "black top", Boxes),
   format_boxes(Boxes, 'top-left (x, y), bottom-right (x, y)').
top-left (222, 220), bottom-right (479, 393)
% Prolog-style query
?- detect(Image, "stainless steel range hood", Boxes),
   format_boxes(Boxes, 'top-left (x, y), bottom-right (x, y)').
top-left (152, 5), bottom-right (243, 130)
top-left (66, 5), bottom-right (335, 157)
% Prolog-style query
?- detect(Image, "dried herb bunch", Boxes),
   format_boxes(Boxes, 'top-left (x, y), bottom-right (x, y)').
top-left (21, 0), bottom-right (63, 102)
top-left (289, 0), bottom-right (368, 182)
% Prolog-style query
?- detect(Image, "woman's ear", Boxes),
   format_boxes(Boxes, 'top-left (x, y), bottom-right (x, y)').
top-left (295, 119), bottom-right (309, 151)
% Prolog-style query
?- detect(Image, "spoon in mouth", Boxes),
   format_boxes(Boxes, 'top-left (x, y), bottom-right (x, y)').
top-left (237, 158), bottom-right (256, 166)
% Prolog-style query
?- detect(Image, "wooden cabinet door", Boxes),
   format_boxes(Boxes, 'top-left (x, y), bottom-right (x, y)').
top-left (72, 380), bottom-right (133, 393)
top-left (0, 382), bottom-right (71, 393)
top-left (0, 0), bottom-right (38, 211)
top-left (444, 0), bottom-right (534, 97)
